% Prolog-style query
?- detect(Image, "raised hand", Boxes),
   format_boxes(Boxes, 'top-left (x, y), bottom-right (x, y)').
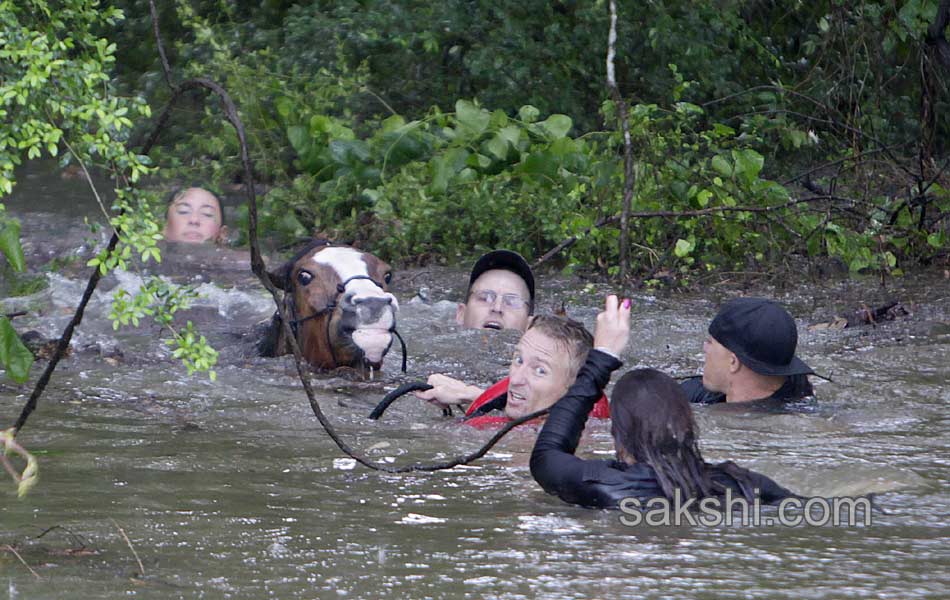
top-left (593, 295), bottom-right (631, 358)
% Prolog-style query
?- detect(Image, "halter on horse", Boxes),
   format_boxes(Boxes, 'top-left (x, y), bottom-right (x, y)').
top-left (260, 241), bottom-right (404, 373)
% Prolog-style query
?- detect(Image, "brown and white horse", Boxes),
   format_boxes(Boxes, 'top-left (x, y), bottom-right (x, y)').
top-left (259, 241), bottom-right (399, 373)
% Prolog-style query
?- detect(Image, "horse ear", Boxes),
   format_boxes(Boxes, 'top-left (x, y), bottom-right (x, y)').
top-left (268, 259), bottom-right (294, 291)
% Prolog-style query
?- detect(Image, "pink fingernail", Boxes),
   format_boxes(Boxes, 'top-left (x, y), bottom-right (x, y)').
top-left (622, 299), bottom-right (631, 309)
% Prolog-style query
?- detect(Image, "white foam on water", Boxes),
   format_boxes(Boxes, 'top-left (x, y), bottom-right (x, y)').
top-left (398, 513), bottom-right (447, 525)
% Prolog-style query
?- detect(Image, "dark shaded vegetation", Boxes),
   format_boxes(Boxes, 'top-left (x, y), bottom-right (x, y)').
top-left (38, 2), bottom-right (950, 279)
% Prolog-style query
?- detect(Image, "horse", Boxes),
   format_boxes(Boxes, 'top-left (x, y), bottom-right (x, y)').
top-left (258, 241), bottom-right (399, 374)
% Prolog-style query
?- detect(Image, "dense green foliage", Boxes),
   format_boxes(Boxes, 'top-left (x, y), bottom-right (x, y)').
top-left (105, 0), bottom-right (949, 278)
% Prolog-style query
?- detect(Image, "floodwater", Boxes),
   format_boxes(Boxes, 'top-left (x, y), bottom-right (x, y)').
top-left (1, 164), bottom-right (948, 599)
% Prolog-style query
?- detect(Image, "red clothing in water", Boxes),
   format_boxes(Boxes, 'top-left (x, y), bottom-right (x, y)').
top-left (463, 377), bottom-right (610, 429)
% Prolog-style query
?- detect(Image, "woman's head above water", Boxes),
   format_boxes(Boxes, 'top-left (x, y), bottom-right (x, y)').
top-left (163, 187), bottom-right (226, 243)
top-left (610, 368), bottom-right (713, 499)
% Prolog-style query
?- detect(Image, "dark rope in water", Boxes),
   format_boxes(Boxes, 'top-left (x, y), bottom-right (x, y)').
top-left (392, 328), bottom-right (408, 374)
top-left (368, 382), bottom-right (433, 420)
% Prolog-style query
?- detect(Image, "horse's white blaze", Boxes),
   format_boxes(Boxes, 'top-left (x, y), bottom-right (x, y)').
top-left (312, 246), bottom-right (396, 363)
top-left (311, 247), bottom-right (398, 307)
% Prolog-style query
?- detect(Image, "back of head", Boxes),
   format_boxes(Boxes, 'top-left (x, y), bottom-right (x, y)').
top-left (527, 314), bottom-right (592, 376)
top-left (610, 369), bottom-right (714, 500)
top-left (708, 297), bottom-right (813, 377)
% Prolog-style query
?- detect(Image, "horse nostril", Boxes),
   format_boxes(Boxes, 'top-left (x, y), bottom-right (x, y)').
top-left (341, 292), bottom-right (360, 307)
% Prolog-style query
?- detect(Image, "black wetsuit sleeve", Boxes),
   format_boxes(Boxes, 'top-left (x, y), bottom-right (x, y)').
top-left (530, 350), bottom-right (623, 508)
top-left (680, 376), bottom-right (725, 405)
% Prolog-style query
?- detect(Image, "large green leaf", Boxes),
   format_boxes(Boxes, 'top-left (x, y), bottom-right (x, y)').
top-left (0, 317), bottom-right (34, 384)
top-left (455, 100), bottom-right (490, 138)
top-left (484, 134), bottom-right (510, 161)
top-left (429, 148), bottom-right (470, 194)
top-left (710, 155), bottom-right (733, 178)
top-left (732, 149), bottom-right (764, 185)
top-left (329, 139), bottom-right (371, 166)
top-left (286, 125), bottom-right (310, 156)
top-left (0, 219), bottom-right (25, 272)
top-left (534, 114), bottom-right (573, 140)
top-left (517, 151), bottom-right (559, 179)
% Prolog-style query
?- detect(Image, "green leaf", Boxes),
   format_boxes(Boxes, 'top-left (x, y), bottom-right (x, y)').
top-left (534, 114), bottom-right (572, 140)
top-left (498, 125), bottom-right (521, 147)
top-left (429, 148), bottom-right (470, 194)
top-left (0, 220), bottom-right (26, 272)
top-left (518, 105), bottom-right (540, 123)
top-left (517, 151), bottom-right (558, 179)
top-left (455, 100), bottom-right (490, 137)
top-left (711, 155), bottom-right (733, 178)
top-left (275, 97), bottom-right (293, 120)
top-left (927, 232), bottom-right (943, 248)
top-left (468, 153), bottom-right (492, 169)
top-left (485, 134), bottom-right (509, 160)
top-left (674, 238), bottom-right (694, 258)
top-left (712, 123), bottom-right (736, 137)
top-left (0, 317), bottom-right (34, 383)
top-left (287, 125), bottom-right (310, 156)
top-left (696, 189), bottom-right (713, 207)
top-left (732, 149), bottom-right (764, 185)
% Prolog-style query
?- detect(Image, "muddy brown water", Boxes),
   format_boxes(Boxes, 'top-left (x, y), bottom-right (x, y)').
top-left (1, 164), bottom-right (948, 598)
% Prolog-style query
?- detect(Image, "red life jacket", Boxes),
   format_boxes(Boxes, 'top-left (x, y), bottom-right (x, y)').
top-left (462, 376), bottom-right (610, 429)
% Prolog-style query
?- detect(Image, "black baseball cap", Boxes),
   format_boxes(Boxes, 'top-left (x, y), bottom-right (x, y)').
top-left (467, 250), bottom-right (535, 306)
top-left (708, 297), bottom-right (813, 376)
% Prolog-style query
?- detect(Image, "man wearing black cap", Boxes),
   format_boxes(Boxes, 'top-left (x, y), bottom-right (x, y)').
top-left (682, 297), bottom-right (815, 404)
top-left (456, 250), bottom-right (535, 332)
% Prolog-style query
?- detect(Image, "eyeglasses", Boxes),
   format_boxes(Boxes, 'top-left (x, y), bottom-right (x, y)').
top-left (470, 289), bottom-right (529, 310)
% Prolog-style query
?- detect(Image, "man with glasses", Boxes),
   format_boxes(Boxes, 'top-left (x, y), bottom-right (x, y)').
top-left (414, 250), bottom-right (536, 411)
top-left (455, 250), bottom-right (535, 332)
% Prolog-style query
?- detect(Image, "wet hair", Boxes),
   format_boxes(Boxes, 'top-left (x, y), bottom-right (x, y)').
top-left (165, 187), bottom-right (225, 227)
top-left (526, 314), bottom-right (593, 375)
top-left (610, 369), bottom-right (718, 501)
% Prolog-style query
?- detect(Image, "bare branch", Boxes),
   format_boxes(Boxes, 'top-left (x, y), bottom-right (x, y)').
top-left (606, 0), bottom-right (635, 283)
top-left (111, 519), bottom-right (145, 577)
top-left (3, 545), bottom-right (40, 579)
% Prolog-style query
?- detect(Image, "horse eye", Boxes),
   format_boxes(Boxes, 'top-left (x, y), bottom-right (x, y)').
top-left (384, 272), bottom-right (392, 285)
top-left (297, 270), bottom-right (313, 286)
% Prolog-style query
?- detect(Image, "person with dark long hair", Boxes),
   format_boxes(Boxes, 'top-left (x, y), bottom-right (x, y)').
top-left (530, 296), bottom-right (797, 509)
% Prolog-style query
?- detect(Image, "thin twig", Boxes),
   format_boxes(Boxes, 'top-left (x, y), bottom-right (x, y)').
top-left (111, 519), bottom-right (145, 577)
top-left (360, 86), bottom-right (397, 116)
top-left (59, 135), bottom-right (115, 236)
top-left (3, 544), bottom-right (40, 579)
top-left (148, 0), bottom-right (173, 88)
top-left (781, 148), bottom-right (890, 186)
top-left (606, 0), bottom-right (635, 284)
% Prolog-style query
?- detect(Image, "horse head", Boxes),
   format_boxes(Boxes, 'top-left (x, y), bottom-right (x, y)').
top-left (267, 241), bottom-right (398, 372)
